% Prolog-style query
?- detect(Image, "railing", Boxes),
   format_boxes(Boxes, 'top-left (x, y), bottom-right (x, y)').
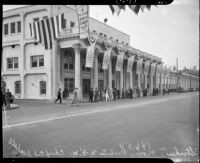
top-left (59, 26), bottom-right (80, 38)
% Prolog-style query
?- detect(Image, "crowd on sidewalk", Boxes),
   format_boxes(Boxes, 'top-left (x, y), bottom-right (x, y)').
top-left (54, 86), bottom-right (171, 105)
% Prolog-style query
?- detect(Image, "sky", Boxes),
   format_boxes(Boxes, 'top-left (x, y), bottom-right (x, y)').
top-left (3, 2), bottom-right (199, 70)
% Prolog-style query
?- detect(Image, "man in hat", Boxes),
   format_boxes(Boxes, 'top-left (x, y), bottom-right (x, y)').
top-left (89, 88), bottom-right (94, 103)
top-left (55, 88), bottom-right (62, 104)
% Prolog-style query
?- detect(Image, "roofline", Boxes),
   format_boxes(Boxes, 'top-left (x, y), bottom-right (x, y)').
top-left (3, 5), bottom-right (32, 13)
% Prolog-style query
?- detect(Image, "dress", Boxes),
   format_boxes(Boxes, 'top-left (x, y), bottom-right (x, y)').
top-left (72, 89), bottom-right (78, 104)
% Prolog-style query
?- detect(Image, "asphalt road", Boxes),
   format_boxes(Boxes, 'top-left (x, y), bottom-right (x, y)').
top-left (3, 92), bottom-right (199, 162)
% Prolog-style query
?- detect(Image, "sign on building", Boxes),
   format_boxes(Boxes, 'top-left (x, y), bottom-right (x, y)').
top-left (76, 5), bottom-right (89, 39)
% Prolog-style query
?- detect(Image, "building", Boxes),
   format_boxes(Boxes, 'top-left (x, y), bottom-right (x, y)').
top-left (2, 5), bottom-right (199, 100)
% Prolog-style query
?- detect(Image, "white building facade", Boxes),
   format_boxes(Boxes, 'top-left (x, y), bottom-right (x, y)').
top-left (2, 5), bottom-right (199, 100)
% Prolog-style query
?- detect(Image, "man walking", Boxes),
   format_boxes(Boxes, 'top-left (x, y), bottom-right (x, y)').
top-left (55, 88), bottom-right (62, 104)
top-left (89, 88), bottom-right (94, 103)
top-left (5, 89), bottom-right (12, 110)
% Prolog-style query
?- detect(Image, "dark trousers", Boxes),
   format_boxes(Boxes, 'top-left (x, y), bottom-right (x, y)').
top-left (2, 97), bottom-right (7, 107)
top-left (55, 96), bottom-right (62, 103)
top-left (89, 96), bottom-right (93, 103)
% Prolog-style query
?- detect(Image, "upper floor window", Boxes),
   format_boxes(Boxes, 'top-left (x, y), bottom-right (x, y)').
top-left (15, 81), bottom-right (21, 94)
top-left (33, 17), bottom-right (39, 22)
top-left (70, 21), bottom-right (75, 28)
top-left (98, 55), bottom-right (103, 73)
top-left (40, 81), bottom-right (46, 94)
top-left (10, 22), bottom-right (15, 34)
top-left (17, 21), bottom-right (21, 33)
top-left (31, 55), bottom-right (44, 68)
top-left (7, 57), bottom-right (18, 69)
top-left (64, 50), bottom-right (74, 70)
top-left (4, 24), bottom-right (9, 35)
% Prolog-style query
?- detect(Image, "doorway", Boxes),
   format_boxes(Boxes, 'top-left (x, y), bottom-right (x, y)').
top-left (82, 79), bottom-right (90, 98)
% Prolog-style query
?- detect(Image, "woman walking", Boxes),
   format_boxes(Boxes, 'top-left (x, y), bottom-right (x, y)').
top-left (71, 88), bottom-right (78, 106)
top-left (105, 89), bottom-right (110, 101)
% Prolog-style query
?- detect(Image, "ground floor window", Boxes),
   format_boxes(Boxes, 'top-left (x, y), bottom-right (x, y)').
top-left (64, 78), bottom-right (74, 93)
top-left (15, 81), bottom-right (21, 94)
top-left (40, 81), bottom-right (46, 94)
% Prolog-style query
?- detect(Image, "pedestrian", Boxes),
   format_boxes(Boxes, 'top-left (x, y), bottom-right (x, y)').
top-left (62, 88), bottom-right (67, 102)
top-left (117, 89), bottom-right (120, 99)
top-left (129, 88), bottom-right (133, 99)
top-left (5, 88), bottom-right (12, 110)
top-left (71, 88), bottom-right (78, 106)
top-left (113, 88), bottom-right (117, 101)
top-left (122, 88), bottom-right (125, 99)
top-left (94, 88), bottom-right (98, 102)
top-left (66, 88), bottom-right (69, 100)
top-left (105, 89), bottom-right (110, 101)
top-left (163, 88), bottom-right (165, 95)
top-left (2, 88), bottom-right (7, 110)
top-left (99, 88), bottom-right (103, 101)
top-left (55, 88), bottom-right (62, 104)
top-left (89, 88), bottom-right (93, 103)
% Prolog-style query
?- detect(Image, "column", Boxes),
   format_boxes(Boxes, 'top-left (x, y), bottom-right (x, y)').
top-left (93, 53), bottom-right (98, 89)
top-left (130, 71), bottom-right (133, 89)
top-left (144, 74), bottom-right (148, 89)
top-left (74, 46), bottom-right (82, 100)
top-left (160, 74), bottom-right (163, 91)
top-left (137, 74), bottom-right (141, 89)
top-left (108, 60), bottom-right (112, 89)
top-left (21, 13), bottom-right (25, 99)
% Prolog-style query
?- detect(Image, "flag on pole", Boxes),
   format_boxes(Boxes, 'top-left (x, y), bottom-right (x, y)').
top-left (129, 5), bottom-right (141, 15)
top-left (140, 5), bottom-right (146, 12)
top-left (109, 5), bottom-right (121, 16)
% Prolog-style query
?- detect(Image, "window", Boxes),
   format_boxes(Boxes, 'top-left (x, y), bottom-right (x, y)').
top-left (31, 55), bottom-right (44, 68)
top-left (64, 78), bottom-right (74, 93)
top-left (98, 55), bottom-right (103, 73)
top-left (64, 50), bottom-right (74, 70)
top-left (4, 24), bottom-right (9, 35)
top-left (112, 60), bottom-right (116, 73)
top-left (15, 81), bottom-right (21, 94)
top-left (70, 21), bottom-right (75, 28)
top-left (7, 57), bottom-right (18, 69)
top-left (40, 81), bottom-right (46, 94)
top-left (10, 22), bottom-right (15, 34)
top-left (17, 21), bottom-right (21, 33)
top-left (33, 17), bottom-right (39, 22)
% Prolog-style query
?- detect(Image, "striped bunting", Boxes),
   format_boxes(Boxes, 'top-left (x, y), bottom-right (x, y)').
top-left (29, 13), bottom-right (64, 50)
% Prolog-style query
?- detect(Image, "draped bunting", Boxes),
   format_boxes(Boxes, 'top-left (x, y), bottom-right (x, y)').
top-left (143, 60), bottom-right (150, 75)
top-left (102, 49), bottom-right (112, 70)
top-left (136, 58), bottom-right (143, 74)
top-left (156, 64), bottom-right (162, 76)
top-left (76, 5), bottom-right (89, 40)
top-left (150, 62), bottom-right (157, 76)
top-left (85, 32), bottom-right (98, 68)
top-left (127, 55), bottom-right (135, 72)
top-left (116, 54), bottom-right (124, 71)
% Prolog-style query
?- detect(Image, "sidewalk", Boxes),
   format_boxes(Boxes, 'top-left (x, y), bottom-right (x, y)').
top-left (3, 92), bottom-right (198, 127)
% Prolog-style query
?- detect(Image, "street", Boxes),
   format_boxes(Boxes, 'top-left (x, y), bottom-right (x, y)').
top-left (3, 92), bottom-right (199, 162)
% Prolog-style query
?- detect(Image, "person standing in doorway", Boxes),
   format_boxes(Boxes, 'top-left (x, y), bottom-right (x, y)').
top-left (55, 88), bottom-right (62, 104)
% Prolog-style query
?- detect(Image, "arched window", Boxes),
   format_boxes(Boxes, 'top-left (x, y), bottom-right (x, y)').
top-left (15, 81), bottom-right (21, 94)
top-left (40, 81), bottom-right (46, 94)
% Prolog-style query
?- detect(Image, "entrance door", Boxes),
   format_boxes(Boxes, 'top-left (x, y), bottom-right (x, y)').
top-left (82, 79), bottom-right (90, 98)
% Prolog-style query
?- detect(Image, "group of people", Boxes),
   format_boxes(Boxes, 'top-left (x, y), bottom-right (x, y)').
top-left (152, 88), bottom-right (170, 96)
top-left (1, 88), bottom-right (13, 110)
top-left (88, 87), bottom-right (140, 103)
top-left (55, 87), bottom-right (79, 106)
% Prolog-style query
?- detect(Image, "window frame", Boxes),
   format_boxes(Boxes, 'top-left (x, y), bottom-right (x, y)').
top-left (4, 23), bottom-right (9, 35)
top-left (17, 21), bottom-right (21, 33)
top-left (31, 55), bottom-right (44, 68)
top-left (40, 81), bottom-right (46, 95)
top-left (15, 80), bottom-right (21, 94)
top-left (10, 22), bottom-right (16, 34)
top-left (64, 78), bottom-right (74, 93)
top-left (7, 57), bottom-right (18, 69)
top-left (64, 50), bottom-right (74, 70)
